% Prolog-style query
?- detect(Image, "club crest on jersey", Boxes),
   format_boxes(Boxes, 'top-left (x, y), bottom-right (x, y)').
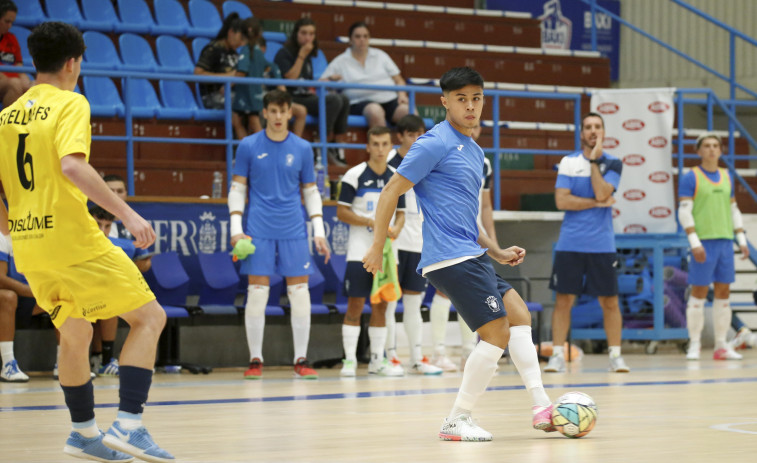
top-left (485, 296), bottom-right (500, 312)
top-left (286, 154), bottom-right (294, 166)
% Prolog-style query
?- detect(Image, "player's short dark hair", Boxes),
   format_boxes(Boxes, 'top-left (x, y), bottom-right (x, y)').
top-left (28, 22), bottom-right (86, 74)
top-left (103, 174), bottom-right (126, 184)
top-left (439, 67), bottom-right (484, 94)
top-left (349, 21), bottom-right (369, 39)
top-left (396, 114), bottom-right (425, 135)
top-left (215, 12), bottom-right (244, 41)
top-left (263, 89), bottom-right (292, 109)
top-left (0, 1), bottom-right (17, 17)
top-left (89, 205), bottom-right (115, 222)
top-left (366, 126), bottom-right (391, 143)
top-left (581, 112), bottom-right (605, 130)
top-left (696, 131), bottom-right (722, 150)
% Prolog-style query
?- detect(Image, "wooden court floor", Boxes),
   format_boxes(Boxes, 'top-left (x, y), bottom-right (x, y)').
top-left (2, 348), bottom-right (757, 462)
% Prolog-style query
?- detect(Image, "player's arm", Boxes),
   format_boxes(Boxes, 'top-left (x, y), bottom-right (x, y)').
top-left (0, 194), bottom-right (9, 236)
top-left (731, 197), bottom-right (749, 259)
top-left (302, 181), bottom-right (331, 263)
top-left (388, 210), bottom-right (405, 240)
top-left (555, 188), bottom-right (614, 211)
top-left (134, 257), bottom-right (152, 273)
top-left (480, 188), bottom-right (498, 246)
top-left (228, 174), bottom-right (248, 247)
top-left (0, 261), bottom-right (33, 298)
top-left (677, 195), bottom-right (706, 263)
top-left (60, 154), bottom-right (155, 248)
top-left (336, 205), bottom-right (373, 228)
top-left (587, 133), bottom-right (615, 202)
top-left (362, 173), bottom-right (415, 274)
top-left (476, 225), bottom-right (525, 267)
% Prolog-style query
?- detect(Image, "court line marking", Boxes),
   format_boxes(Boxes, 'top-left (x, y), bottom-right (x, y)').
top-left (2, 375), bottom-right (757, 413)
top-left (710, 422), bottom-right (757, 435)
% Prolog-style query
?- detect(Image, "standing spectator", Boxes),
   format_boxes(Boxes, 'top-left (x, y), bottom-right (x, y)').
top-left (194, 13), bottom-right (246, 109)
top-left (321, 22), bottom-right (410, 128)
top-left (229, 89), bottom-right (331, 380)
top-left (678, 132), bottom-right (747, 361)
top-left (0, 1), bottom-right (32, 107)
top-left (545, 112), bottom-right (629, 373)
top-left (274, 18), bottom-right (349, 166)
top-left (337, 126), bottom-right (405, 377)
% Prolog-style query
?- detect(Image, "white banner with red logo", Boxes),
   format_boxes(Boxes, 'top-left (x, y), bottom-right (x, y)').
top-left (591, 88), bottom-right (677, 234)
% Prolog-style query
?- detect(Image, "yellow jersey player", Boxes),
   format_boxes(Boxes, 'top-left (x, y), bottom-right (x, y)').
top-left (0, 22), bottom-right (173, 462)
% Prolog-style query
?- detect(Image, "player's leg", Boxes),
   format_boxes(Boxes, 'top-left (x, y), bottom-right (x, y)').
top-left (429, 290), bottom-right (456, 371)
top-left (546, 251), bottom-right (583, 372)
top-left (384, 300), bottom-right (398, 363)
top-left (240, 238), bottom-right (275, 379)
top-left (712, 240), bottom-right (741, 360)
top-left (368, 300), bottom-right (404, 375)
top-left (342, 262), bottom-right (371, 376)
top-left (685, 240), bottom-right (717, 360)
top-left (280, 239), bottom-right (317, 378)
top-left (98, 317), bottom-right (120, 376)
top-left (0, 289), bottom-right (28, 382)
top-left (586, 253), bottom-right (628, 372)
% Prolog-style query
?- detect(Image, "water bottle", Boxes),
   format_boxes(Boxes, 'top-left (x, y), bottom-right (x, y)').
top-left (315, 155), bottom-right (327, 199)
top-left (212, 171), bottom-right (223, 198)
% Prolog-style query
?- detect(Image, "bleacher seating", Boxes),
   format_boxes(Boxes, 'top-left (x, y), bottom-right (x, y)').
top-left (82, 31), bottom-right (124, 70)
top-left (153, 0), bottom-right (192, 37)
top-left (14, 0), bottom-right (46, 27)
top-left (156, 36), bottom-right (196, 74)
top-left (10, 26), bottom-right (31, 66)
top-left (197, 252), bottom-right (241, 315)
top-left (191, 37), bottom-right (211, 63)
top-left (188, 0), bottom-right (224, 38)
top-left (80, 0), bottom-right (118, 33)
top-left (83, 77), bottom-right (125, 117)
top-left (115, 0), bottom-right (157, 35)
top-left (222, 0), bottom-right (253, 19)
top-left (45, 0), bottom-right (85, 29)
top-left (119, 33), bottom-right (160, 72)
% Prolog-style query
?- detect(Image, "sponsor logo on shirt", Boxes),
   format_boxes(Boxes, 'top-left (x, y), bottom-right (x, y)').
top-left (457, 145), bottom-right (464, 151)
top-left (257, 153), bottom-right (268, 159)
top-left (623, 189), bottom-right (646, 201)
top-left (624, 224), bottom-right (648, 233)
top-left (9, 212), bottom-right (54, 232)
top-left (622, 154), bottom-right (645, 166)
top-left (622, 119), bottom-right (645, 131)
top-left (597, 102), bottom-right (619, 114)
top-left (648, 101), bottom-right (670, 113)
top-left (286, 154), bottom-right (294, 166)
top-left (649, 206), bottom-right (672, 218)
top-left (363, 180), bottom-right (374, 186)
top-left (485, 295), bottom-right (501, 312)
top-left (648, 136), bottom-right (668, 148)
top-left (648, 171), bottom-right (671, 183)
top-left (49, 305), bottom-right (62, 321)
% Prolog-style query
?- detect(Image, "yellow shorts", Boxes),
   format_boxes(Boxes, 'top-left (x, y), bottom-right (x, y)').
top-left (25, 246), bottom-right (156, 328)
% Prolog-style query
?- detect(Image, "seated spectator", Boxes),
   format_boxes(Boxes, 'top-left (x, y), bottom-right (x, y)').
top-left (103, 174), bottom-right (132, 239)
top-left (321, 22), bottom-right (409, 128)
top-left (233, 17), bottom-right (306, 139)
top-left (194, 13), bottom-right (246, 109)
top-left (274, 18), bottom-right (349, 166)
top-left (0, 1), bottom-right (32, 107)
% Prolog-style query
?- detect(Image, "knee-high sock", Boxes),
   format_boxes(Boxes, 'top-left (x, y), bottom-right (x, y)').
top-left (450, 340), bottom-right (503, 418)
top-left (385, 301), bottom-right (398, 359)
top-left (288, 283), bottom-right (311, 363)
top-left (459, 318), bottom-right (477, 357)
top-left (402, 293), bottom-right (424, 364)
top-left (368, 326), bottom-right (388, 363)
top-left (686, 296), bottom-right (706, 345)
top-left (713, 298), bottom-right (732, 349)
top-left (508, 326), bottom-right (550, 407)
top-left (430, 294), bottom-right (451, 355)
top-left (342, 324), bottom-right (360, 362)
top-left (245, 285), bottom-right (269, 362)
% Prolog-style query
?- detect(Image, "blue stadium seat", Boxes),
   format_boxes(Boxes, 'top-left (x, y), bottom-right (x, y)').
top-left (222, 0), bottom-right (253, 19)
top-left (45, 0), bottom-right (84, 28)
top-left (144, 252), bottom-right (191, 307)
top-left (197, 252), bottom-right (241, 315)
top-left (119, 33), bottom-right (159, 72)
top-left (312, 49), bottom-right (328, 80)
top-left (82, 77), bottom-right (125, 118)
top-left (262, 31), bottom-right (287, 43)
top-left (122, 79), bottom-right (160, 118)
top-left (115, 0), bottom-right (156, 35)
top-left (263, 40), bottom-right (283, 64)
top-left (152, 0), bottom-right (190, 36)
top-left (155, 36), bottom-right (195, 74)
top-left (158, 80), bottom-right (198, 120)
top-left (15, 0), bottom-right (46, 27)
top-left (188, 0), bottom-right (223, 38)
top-left (10, 27), bottom-right (31, 66)
top-left (191, 37), bottom-right (210, 64)
top-left (80, 0), bottom-right (118, 32)
top-left (82, 31), bottom-right (123, 70)
top-left (307, 260), bottom-right (331, 315)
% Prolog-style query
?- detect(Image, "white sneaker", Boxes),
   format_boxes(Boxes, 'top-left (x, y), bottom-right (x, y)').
top-left (439, 415), bottom-right (492, 441)
top-left (1, 360), bottom-right (29, 382)
top-left (544, 354), bottom-right (566, 373)
top-left (713, 346), bottom-right (743, 360)
top-left (368, 358), bottom-right (404, 376)
top-left (730, 327), bottom-right (756, 350)
top-left (431, 354), bottom-right (458, 372)
top-left (686, 342), bottom-right (701, 360)
top-left (609, 355), bottom-right (630, 372)
top-left (340, 359), bottom-right (357, 377)
top-left (409, 358), bottom-right (443, 376)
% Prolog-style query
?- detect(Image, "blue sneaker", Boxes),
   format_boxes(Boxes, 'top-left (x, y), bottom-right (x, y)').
top-left (98, 358), bottom-right (120, 377)
top-left (63, 431), bottom-right (134, 462)
top-left (103, 421), bottom-right (174, 462)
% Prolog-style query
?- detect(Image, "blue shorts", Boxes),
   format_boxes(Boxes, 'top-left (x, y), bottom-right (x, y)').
top-left (425, 254), bottom-right (511, 332)
top-left (344, 261), bottom-right (373, 298)
top-left (549, 251), bottom-right (618, 296)
top-left (688, 239), bottom-right (735, 286)
top-left (397, 250), bottom-right (428, 293)
top-left (239, 238), bottom-right (313, 277)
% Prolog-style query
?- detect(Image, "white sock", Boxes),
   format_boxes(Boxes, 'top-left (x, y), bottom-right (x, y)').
top-left (430, 294), bottom-right (451, 355)
top-left (449, 340), bottom-right (504, 418)
top-left (552, 344), bottom-right (564, 358)
top-left (116, 411), bottom-right (142, 431)
top-left (608, 345), bottom-right (621, 358)
top-left (245, 285), bottom-right (269, 362)
top-left (459, 318), bottom-right (477, 357)
top-left (686, 296), bottom-right (706, 346)
top-left (713, 298), bottom-right (732, 349)
top-left (288, 283), bottom-right (312, 362)
top-left (368, 326), bottom-right (388, 364)
top-left (385, 301), bottom-right (398, 359)
top-left (402, 294), bottom-right (424, 364)
top-left (508, 326), bottom-right (550, 407)
top-left (342, 324), bottom-right (360, 362)
top-left (0, 341), bottom-right (14, 364)
top-left (72, 418), bottom-right (99, 438)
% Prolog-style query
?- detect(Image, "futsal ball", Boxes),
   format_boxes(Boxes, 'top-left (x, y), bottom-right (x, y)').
top-left (551, 392), bottom-right (598, 438)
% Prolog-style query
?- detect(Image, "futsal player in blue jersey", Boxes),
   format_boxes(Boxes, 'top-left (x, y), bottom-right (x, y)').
top-left (363, 67), bottom-right (554, 441)
top-left (229, 89), bottom-right (331, 380)
top-left (544, 113), bottom-right (629, 373)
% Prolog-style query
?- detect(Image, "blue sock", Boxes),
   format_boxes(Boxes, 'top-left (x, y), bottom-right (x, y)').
top-left (61, 381), bottom-right (95, 424)
top-left (118, 366), bottom-right (152, 415)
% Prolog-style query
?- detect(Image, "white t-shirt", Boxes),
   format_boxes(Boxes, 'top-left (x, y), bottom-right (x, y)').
top-left (321, 47), bottom-right (401, 105)
top-left (388, 149), bottom-right (423, 253)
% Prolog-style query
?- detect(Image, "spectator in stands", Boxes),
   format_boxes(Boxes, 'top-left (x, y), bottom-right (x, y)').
top-left (545, 112), bottom-right (629, 373)
top-left (321, 22), bottom-right (409, 129)
top-left (0, 1), bottom-right (32, 107)
top-left (103, 174), bottom-right (132, 239)
top-left (233, 17), bottom-right (306, 139)
top-left (194, 13), bottom-right (246, 109)
top-left (274, 18), bottom-right (349, 166)
top-left (337, 126), bottom-right (406, 377)
top-left (678, 132), bottom-right (748, 361)
top-left (0, 233), bottom-right (34, 382)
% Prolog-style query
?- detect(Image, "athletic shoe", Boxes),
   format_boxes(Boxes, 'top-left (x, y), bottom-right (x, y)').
top-left (532, 404), bottom-right (556, 432)
top-left (544, 354), bottom-right (566, 373)
top-left (439, 415), bottom-right (492, 442)
top-left (713, 346), bottom-right (743, 360)
top-left (243, 358), bottom-right (263, 380)
top-left (103, 422), bottom-right (174, 463)
top-left (340, 359), bottom-right (357, 377)
top-left (293, 358), bottom-right (318, 379)
top-left (609, 355), bottom-right (630, 372)
top-left (64, 430), bottom-right (134, 462)
top-left (90, 354), bottom-right (103, 375)
top-left (430, 354), bottom-right (458, 372)
top-left (409, 357), bottom-right (443, 375)
top-left (98, 358), bottom-right (120, 377)
top-left (0, 359), bottom-right (29, 383)
top-left (731, 327), bottom-right (756, 350)
top-left (686, 342), bottom-right (701, 360)
top-left (389, 355), bottom-right (403, 367)
top-left (368, 358), bottom-right (404, 376)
